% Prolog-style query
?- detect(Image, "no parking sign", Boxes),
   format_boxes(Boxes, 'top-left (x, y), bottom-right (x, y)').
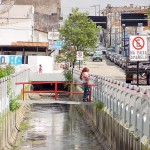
top-left (76, 51), bottom-right (84, 60)
top-left (129, 36), bottom-right (148, 62)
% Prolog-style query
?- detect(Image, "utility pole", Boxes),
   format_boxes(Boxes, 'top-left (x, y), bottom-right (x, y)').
top-left (91, 5), bottom-right (100, 16)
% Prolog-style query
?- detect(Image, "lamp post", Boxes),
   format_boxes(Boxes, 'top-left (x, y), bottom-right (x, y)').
top-left (109, 27), bottom-right (112, 47)
top-left (122, 24), bottom-right (126, 57)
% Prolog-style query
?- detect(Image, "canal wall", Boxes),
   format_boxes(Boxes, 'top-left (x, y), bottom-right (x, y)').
top-left (74, 103), bottom-right (149, 150)
top-left (0, 105), bottom-right (30, 150)
top-left (73, 70), bottom-right (150, 150)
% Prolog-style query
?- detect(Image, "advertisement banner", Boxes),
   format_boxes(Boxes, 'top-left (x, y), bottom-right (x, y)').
top-left (0, 55), bottom-right (22, 65)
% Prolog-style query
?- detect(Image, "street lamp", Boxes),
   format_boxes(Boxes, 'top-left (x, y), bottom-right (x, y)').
top-left (122, 24), bottom-right (126, 57)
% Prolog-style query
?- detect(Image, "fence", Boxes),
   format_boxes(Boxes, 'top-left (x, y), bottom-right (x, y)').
top-left (73, 69), bottom-right (150, 144)
top-left (0, 67), bottom-right (30, 116)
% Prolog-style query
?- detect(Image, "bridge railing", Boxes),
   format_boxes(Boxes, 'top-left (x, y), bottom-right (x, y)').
top-left (0, 68), bottom-right (30, 115)
top-left (15, 81), bottom-right (97, 102)
top-left (73, 69), bottom-right (150, 143)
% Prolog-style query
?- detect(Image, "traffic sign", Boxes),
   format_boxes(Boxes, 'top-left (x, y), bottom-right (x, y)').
top-left (122, 37), bottom-right (129, 41)
top-left (129, 36), bottom-right (148, 62)
top-left (49, 41), bottom-right (64, 50)
top-left (76, 51), bottom-right (84, 60)
top-left (48, 32), bottom-right (60, 40)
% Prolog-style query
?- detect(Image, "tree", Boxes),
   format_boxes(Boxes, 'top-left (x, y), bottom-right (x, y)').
top-left (57, 7), bottom-right (99, 66)
top-left (148, 7), bottom-right (150, 29)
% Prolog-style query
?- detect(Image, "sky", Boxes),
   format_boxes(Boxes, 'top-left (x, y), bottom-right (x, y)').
top-left (61, 0), bottom-right (150, 19)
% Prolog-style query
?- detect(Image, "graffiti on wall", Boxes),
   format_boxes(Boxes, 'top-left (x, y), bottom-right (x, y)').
top-left (0, 55), bottom-right (22, 65)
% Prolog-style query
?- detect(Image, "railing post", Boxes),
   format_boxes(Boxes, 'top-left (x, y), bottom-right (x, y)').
top-left (55, 82), bottom-right (58, 100)
top-left (89, 85), bottom-right (92, 102)
top-left (22, 84), bottom-right (25, 101)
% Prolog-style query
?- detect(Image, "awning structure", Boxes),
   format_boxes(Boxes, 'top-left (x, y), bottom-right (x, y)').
top-left (0, 41), bottom-right (50, 54)
top-left (11, 41), bottom-right (49, 47)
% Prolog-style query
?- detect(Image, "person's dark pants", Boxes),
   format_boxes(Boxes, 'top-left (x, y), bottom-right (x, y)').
top-left (83, 83), bottom-right (90, 102)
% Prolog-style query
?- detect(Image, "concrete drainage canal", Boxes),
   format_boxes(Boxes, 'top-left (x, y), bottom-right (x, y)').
top-left (13, 102), bottom-right (109, 150)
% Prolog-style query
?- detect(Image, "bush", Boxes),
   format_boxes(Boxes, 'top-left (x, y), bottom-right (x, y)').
top-left (10, 99), bottom-right (20, 112)
top-left (0, 64), bottom-right (15, 78)
top-left (5, 64), bottom-right (15, 75)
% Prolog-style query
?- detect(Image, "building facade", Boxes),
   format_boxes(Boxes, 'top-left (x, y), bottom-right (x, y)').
top-left (102, 4), bottom-right (149, 53)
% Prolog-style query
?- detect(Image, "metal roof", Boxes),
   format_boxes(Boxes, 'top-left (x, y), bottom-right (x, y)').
top-left (11, 42), bottom-right (49, 47)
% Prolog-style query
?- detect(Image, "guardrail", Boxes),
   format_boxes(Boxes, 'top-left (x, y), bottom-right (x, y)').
top-left (0, 68), bottom-right (30, 115)
top-left (73, 69), bottom-right (150, 143)
top-left (15, 81), bottom-right (97, 102)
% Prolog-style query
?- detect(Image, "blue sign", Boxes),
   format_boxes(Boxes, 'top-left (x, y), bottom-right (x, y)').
top-left (49, 41), bottom-right (64, 50)
top-left (0, 55), bottom-right (22, 65)
top-left (125, 44), bottom-right (129, 47)
top-left (56, 41), bottom-right (64, 46)
top-left (49, 41), bottom-right (64, 47)
top-left (122, 38), bottom-right (129, 41)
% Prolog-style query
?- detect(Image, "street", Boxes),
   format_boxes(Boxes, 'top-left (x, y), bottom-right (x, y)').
top-left (86, 56), bottom-right (125, 82)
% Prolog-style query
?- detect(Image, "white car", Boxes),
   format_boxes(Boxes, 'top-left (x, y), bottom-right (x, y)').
top-left (74, 60), bottom-right (85, 69)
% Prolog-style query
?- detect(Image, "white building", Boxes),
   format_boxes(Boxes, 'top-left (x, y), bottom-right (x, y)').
top-left (0, 5), bottom-right (56, 73)
top-left (0, 5), bottom-right (34, 45)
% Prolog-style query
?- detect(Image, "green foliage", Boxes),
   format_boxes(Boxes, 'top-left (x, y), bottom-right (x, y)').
top-left (134, 135), bottom-right (140, 141)
top-left (58, 7), bottom-right (99, 65)
top-left (63, 69), bottom-right (73, 82)
top-left (0, 67), bottom-right (7, 78)
top-left (19, 121), bottom-right (34, 131)
top-left (0, 64), bottom-right (15, 78)
top-left (7, 79), bottom-right (11, 96)
top-left (10, 98), bottom-right (20, 112)
top-left (148, 7), bottom-right (150, 18)
top-left (94, 101), bottom-right (104, 111)
top-left (5, 64), bottom-right (15, 75)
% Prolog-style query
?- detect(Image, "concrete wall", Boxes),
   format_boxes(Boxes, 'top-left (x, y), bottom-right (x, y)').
top-left (0, 21), bottom-right (34, 45)
top-left (13, 0), bottom-right (61, 32)
top-left (0, 5), bottom-right (34, 45)
top-left (28, 56), bottom-right (54, 73)
top-left (0, 105), bottom-right (30, 150)
top-left (73, 103), bottom-right (148, 150)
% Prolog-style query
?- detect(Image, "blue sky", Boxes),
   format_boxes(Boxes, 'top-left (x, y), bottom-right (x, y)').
top-left (61, 0), bottom-right (150, 17)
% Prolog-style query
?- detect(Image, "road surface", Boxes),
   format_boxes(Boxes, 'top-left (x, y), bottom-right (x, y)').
top-left (86, 57), bottom-right (125, 82)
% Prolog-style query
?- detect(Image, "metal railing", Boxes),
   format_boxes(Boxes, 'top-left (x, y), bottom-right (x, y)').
top-left (0, 68), bottom-right (30, 115)
top-left (15, 81), bottom-right (96, 102)
top-left (73, 69), bottom-right (150, 143)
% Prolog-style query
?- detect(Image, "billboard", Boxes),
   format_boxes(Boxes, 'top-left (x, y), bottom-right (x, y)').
top-left (121, 13), bottom-right (148, 26)
top-left (88, 16), bottom-right (107, 29)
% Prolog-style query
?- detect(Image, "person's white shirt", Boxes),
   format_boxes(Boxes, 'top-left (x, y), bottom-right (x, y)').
top-left (82, 72), bottom-right (89, 83)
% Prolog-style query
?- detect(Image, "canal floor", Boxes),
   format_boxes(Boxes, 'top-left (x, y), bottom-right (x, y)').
top-left (13, 104), bottom-right (103, 150)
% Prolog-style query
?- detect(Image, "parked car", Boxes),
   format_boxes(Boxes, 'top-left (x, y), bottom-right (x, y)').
top-left (92, 53), bottom-right (103, 62)
top-left (74, 60), bottom-right (85, 69)
top-left (94, 50), bottom-right (103, 55)
top-left (96, 46), bottom-right (107, 54)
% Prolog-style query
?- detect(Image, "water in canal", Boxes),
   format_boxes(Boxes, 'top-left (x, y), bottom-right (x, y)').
top-left (14, 104), bottom-right (102, 150)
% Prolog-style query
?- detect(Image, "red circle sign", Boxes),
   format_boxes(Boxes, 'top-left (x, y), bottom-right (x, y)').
top-left (132, 36), bottom-right (145, 50)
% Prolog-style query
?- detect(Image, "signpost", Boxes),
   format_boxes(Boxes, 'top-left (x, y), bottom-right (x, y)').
top-left (76, 51), bottom-right (84, 70)
top-left (129, 35), bottom-right (148, 86)
top-left (76, 51), bottom-right (84, 61)
top-left (130, 36), bottom-right (148, 62)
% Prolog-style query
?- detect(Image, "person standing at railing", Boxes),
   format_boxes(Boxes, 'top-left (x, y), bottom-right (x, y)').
top-left (39, 64), bottom-right (43, 73)
top-left (80, 67), bottom-right (90, 102)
